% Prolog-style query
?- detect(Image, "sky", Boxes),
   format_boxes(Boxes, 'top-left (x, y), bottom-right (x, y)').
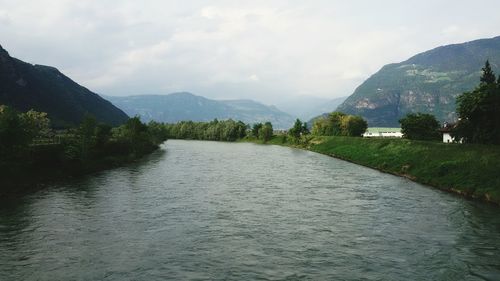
top-left (1, 0), bottom-right (500, 104)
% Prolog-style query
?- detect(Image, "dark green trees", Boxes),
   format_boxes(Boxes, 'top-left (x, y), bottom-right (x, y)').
top-left (164, 119), bottom-right (248, 141)
top-left (311, 112), bottom-right (345, 136)
top-left (259, 122), bottom-right (273, 142)
top-left (288, 119), bottom-right (309, 140)
top-left (0, 106), bottom-right (51, 158)
top-left (341, 115), bottom-right (368, 137)
top-left (454, 61), bottom-right (500, 144)
top-left (1, 106), bottom-right (167, 185)
top-left (0, 105), bottom-right (30, 156)
top-left (311, 112), bottom-right (367, 137)
top-left (399, 113), bottom-right (440, 140)
top-left (480, 60), bottom-right (496, 85)
top-left (252, 123), bottom-right (263, 138)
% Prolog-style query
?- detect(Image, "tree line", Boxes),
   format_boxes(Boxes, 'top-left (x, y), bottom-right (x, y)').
top-left (0, 105), bottom-right (168, 184)
top-left (311, 112), bottom-right (367, 137)
top-left (163, 119), bottom-right (247, 141)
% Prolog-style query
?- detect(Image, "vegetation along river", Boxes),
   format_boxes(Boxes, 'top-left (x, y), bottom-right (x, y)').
top-left (1, 140), bottom-right (500, 280)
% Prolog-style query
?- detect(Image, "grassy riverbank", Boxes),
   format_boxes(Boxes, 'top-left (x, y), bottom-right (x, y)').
top-left (243, 135), bottom-right (500, 205)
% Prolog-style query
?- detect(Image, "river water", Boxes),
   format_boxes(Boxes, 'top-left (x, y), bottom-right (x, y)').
top-left (1, 140), bottom-right (499, 280)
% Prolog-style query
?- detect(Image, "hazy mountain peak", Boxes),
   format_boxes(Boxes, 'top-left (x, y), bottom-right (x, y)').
top-left (107, 92), bottom-right (296, 129)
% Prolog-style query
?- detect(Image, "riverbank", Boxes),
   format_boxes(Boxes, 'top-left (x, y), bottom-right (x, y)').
top-left (242, 135), bottom-right (500, 205)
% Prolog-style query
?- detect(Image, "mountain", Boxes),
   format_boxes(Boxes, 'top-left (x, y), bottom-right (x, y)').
top-left (337, 36), bottom-right (500, 127)
top-left (0, 45), bottom-right (128, 127)
top-left (274, 96), bottom-right (347, 120)
top-left (106, 92), bottom-right (296, 129)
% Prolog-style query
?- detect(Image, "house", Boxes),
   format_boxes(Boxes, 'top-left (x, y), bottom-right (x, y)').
top-left (439, 122), bottom-right (461, 143)
top-left (363, 128), bottom-right (403, 138)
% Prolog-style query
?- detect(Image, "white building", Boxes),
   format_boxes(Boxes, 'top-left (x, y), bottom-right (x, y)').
top-left (442, 132), bottom-right (454, 143)
top-left (363, 128), bottom-right (403, 138)
top-left (440, 123), bottom-right (461, 143)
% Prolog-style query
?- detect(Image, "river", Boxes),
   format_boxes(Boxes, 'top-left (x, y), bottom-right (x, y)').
top-left (1, 140), bottom-right (499, 280)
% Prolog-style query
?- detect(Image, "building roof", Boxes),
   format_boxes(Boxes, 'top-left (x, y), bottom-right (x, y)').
top-left (439, 122), bottom-right (457, 133)
top-left (365, 127), bottom-right (402, 133)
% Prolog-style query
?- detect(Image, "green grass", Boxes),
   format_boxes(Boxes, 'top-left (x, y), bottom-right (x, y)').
top-left (242, 135), bottom-right (500, 205)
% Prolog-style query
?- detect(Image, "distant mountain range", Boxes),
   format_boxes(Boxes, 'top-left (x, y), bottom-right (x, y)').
top-left (5, 35), bottom-right (498, 129)
top-left (337, 36), bottom-right (500, 127)
top-left (106, 92), bottom-right (296, 129)
top-left (0, 45), bottom-right (128, 127)
top-left (274, 96), bottom-right (347, 120)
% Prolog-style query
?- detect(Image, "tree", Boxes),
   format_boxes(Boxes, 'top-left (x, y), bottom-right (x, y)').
top-left (289, 119), bottom-right (304, 139)
top-left (78, 114), bottom-right (98, 160)
top-left (311, 116), bottom-right (329, 136)
top-left (341, 115), bottom-right (368, 136)
top-left (259, 122), bottom-right (273, 142)
top-left (454, 62), bottom-right (500, 144)
top-left (311, 111), bottom-right (366, 137)
top-left (20, 109), bottom-right (51, 139)
top-left (311, 112), bottom-right (346, 136)
top-left (0, 105), bottom-right (31, 155)
top-left (252, 123), bottom-right (263, 138)
top-left (399, 113), bottom-right (440, 140)
top-left (236, 121), bottom-right (247, 139)
top-left (327, 112), bottom-right (345, 136)
top-left (481, 60), bottom-right (496, 85)
top-left (301, 122), bottom-right (309, 135)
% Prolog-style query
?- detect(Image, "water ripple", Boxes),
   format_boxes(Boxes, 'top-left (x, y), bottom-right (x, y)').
top-left (1, 140), bottom-right (500, 280)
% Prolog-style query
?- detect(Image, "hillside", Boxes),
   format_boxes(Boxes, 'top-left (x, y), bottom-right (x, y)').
top-left (106, 92), bottom-right (296, 129)
top-left (0, 45), bottom-right (128, 127)
top-left (337, 36), bottom-right (500, 126)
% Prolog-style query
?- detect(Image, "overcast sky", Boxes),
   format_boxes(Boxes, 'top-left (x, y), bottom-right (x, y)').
top-left (1, 0), bottom-right (499, 104)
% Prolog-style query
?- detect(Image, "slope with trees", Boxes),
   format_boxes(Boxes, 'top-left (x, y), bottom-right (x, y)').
top-left (337, 36), bottom-right (500, 126)
top-left (0, 45), bottom-right (128, 127)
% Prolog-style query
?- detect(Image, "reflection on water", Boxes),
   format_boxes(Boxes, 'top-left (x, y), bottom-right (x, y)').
top-left (1, 140), bottom-right (499, 280)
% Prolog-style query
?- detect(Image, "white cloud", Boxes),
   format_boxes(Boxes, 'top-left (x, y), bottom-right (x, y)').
top-left (0, 10), bottom-right (10, 25)
top-left (248, 74), bottom-right (259, 82)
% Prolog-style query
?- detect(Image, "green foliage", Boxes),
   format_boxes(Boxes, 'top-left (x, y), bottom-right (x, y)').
top-left (341, 115), bottom-right (368, 136)
top-left (0, 105), bottom-right (31, 154)
top-left (288, 118), bottom-right (309, 141)
top-left (164, 119), bottom-right (248, 142)
top-left (454, 61), bottom-right (500, 144)
top-left (480, 60), bottom-right (496, 85)
top-left (0, 106), bottom-right (166, 187)
top-left (311, 111), bottom-right (367, 137)
top-left (399, 113), bottom-right (440, 140)
top-left (252, 123), bottom-right (263, 138)
top-left (259, 122), bottom-right (273, 142)
top-left (20, 109), bottom-right (51, 139)
top-left (0, 106), bottom-right (54, 164)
